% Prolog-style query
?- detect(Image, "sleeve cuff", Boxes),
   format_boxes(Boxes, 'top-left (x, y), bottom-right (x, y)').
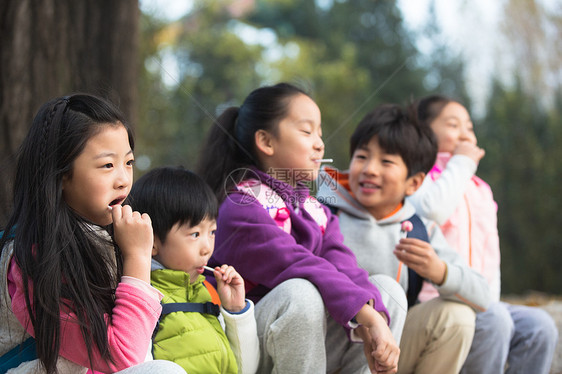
top-left (451, 154), bottom-right (478, 174)
top-left (222, 300), bottom-right (252, 315)
top-left (121, 276), bottom-right (164, 301)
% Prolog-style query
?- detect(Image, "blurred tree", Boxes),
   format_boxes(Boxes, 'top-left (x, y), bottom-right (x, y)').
top-left (417, 0), bottom-right (471, 106)
top-left (498, 0), bottom-right (562, 108)
top-left (473, 0), bottom-right (562, 295)
top-left (251, 0), bottom-right (474, 169)
top-left (248, 0), bottom-right (432, 168)
top-left (478, 78), bottom-right (562, 294)
top-left (0, 0), bottom-right (140, 225)
top-left (138, 0), bottom-right (469, 172)
top-left (137, 0), bottom-right (264, 170)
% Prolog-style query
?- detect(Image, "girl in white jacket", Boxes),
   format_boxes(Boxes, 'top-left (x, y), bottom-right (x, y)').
top-left (409, 95), bottom-right (558, 374)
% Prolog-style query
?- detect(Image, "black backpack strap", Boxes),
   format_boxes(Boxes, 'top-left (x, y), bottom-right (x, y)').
top-left (0, 227), bottom-right (16, 240)
top-left (0, 337), bottom-right (37, 372)
top-left (406, 214), bottom-right (429, 242)
top-left (403, 214), bottom-right (430, 308)
top-left (161, 302), bottom-right (220, 317)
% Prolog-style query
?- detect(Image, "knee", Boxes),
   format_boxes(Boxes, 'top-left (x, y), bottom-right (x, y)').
top-left (370, 274), bottom-right (407, 311)
top-left (476, 303), bottom-right (513, 342)
top-left (436, 300), bottom-right (476, 328)
top-left (525, 308), bottom-right (559, 348)
top-left (272, 278), bottom-right (325, 323)
top-left (437, 302), bottom-right (476, 350)
top-left (444, 302), bottom-right (476, 335)
top-left (370, 273), bottom-right (407, 322)
top-left (409, 300), bottom-right (475, 347)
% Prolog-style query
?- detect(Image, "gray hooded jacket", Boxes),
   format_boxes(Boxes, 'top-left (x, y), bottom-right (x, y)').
top-left (316, 168), bottom-right (490, 312)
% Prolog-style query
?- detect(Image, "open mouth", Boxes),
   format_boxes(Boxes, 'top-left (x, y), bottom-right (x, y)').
top-left (109, 197), bottom-right (125, 207)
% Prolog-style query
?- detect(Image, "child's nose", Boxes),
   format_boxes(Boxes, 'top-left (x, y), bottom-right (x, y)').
top-left (115, 167), bottom-right (131, 189)
top-left (200, 237), bottom-right (213, 255)
top-left (314, 135), bottom-right (324, 152)
top-left (363, 160), bottom-right (379, 175)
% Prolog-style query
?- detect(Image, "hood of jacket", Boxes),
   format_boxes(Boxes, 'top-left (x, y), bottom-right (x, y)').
top-left (235, 167), bottom-right (313, 211)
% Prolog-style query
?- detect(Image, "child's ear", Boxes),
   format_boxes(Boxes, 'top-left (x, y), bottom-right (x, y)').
top-left (61, 173), bottom-right (70, 190)
top-left (152, 237), bottom-right (162, 256)
top-left (405, 172), bottom-right (425, 196)
top-left (255, 129), bottom-right (275, 156)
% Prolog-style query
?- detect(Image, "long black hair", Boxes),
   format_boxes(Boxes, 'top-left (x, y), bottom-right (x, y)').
top-left (0, 93), bottom-right (133, 373)
top-left (196, 82), bottom-right (309, 202)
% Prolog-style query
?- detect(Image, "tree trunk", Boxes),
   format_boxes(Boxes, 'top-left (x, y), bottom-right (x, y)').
top-left (0, 0), bottom-right (139, 224)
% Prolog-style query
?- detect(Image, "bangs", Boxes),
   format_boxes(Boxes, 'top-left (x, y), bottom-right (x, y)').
top-left (128, 167), bottom-right (218, 241)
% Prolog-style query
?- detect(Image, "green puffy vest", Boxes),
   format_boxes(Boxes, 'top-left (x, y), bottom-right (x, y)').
top-left (151, 269), bottom-right (238, 374)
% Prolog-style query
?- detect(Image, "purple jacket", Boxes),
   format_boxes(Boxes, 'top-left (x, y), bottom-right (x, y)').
top-left (210, 168), bottom-right (388, 328)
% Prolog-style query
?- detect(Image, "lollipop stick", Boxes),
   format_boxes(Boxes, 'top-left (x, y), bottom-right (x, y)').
top-left (203, 265), bottom-right (215, 273)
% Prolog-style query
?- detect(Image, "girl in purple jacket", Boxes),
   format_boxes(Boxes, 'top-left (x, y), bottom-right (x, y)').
top-left (198, 83), bottom-right (403, 374)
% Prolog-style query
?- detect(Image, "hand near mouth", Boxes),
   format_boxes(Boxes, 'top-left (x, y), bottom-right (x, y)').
top-left (112, 204), bottom-right (154, 283)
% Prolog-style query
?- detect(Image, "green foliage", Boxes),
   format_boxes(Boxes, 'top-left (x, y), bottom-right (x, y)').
top-left (478, 79), bottom-right (562, 294)
top-left (137, 1), bottom-right (265, 172)
top-left (247, 0), bottom-right (444, 168)
top-left (137, 0), bottom-right (468, 171)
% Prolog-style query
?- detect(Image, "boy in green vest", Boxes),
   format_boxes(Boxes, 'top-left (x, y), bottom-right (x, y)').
top-left (129, 166), bottom-right (259, 374)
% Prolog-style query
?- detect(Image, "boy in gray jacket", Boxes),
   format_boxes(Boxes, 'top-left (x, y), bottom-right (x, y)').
top-left (317, 104), bottom-right (490, 374)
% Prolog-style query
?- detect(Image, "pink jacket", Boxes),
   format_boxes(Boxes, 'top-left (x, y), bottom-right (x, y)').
top-left (411, 153), bottom-right (501, 302)
top-left (8, 257), bottom-right (163, 373)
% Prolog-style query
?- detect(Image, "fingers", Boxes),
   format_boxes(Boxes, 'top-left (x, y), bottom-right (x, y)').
top-left (371, 338), bottom-right (399, 374)
top-left (213, 265), bottom-right (240, 283)
top-left (111, 204), bottom-right (122, 221)
top-left (455, 141), bottom-right (485, 163)
top-left (214, 264), bottom-right (246, 313)
top-left (113, 205), bottom-right (148, 225)
top-left (112, 205), bottom-right (153, 257)
top-left (363, 340), bottom-right (377, 372)
top-left (394, 239), bottom-right (430, 263)
top-left (141, 212), bottom-right (152, 225)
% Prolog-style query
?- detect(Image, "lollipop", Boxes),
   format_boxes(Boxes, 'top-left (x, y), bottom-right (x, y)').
top-left (400, 220), bottom-right (413, 239)
top-left (396, 220), bottom-right (413, 282)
